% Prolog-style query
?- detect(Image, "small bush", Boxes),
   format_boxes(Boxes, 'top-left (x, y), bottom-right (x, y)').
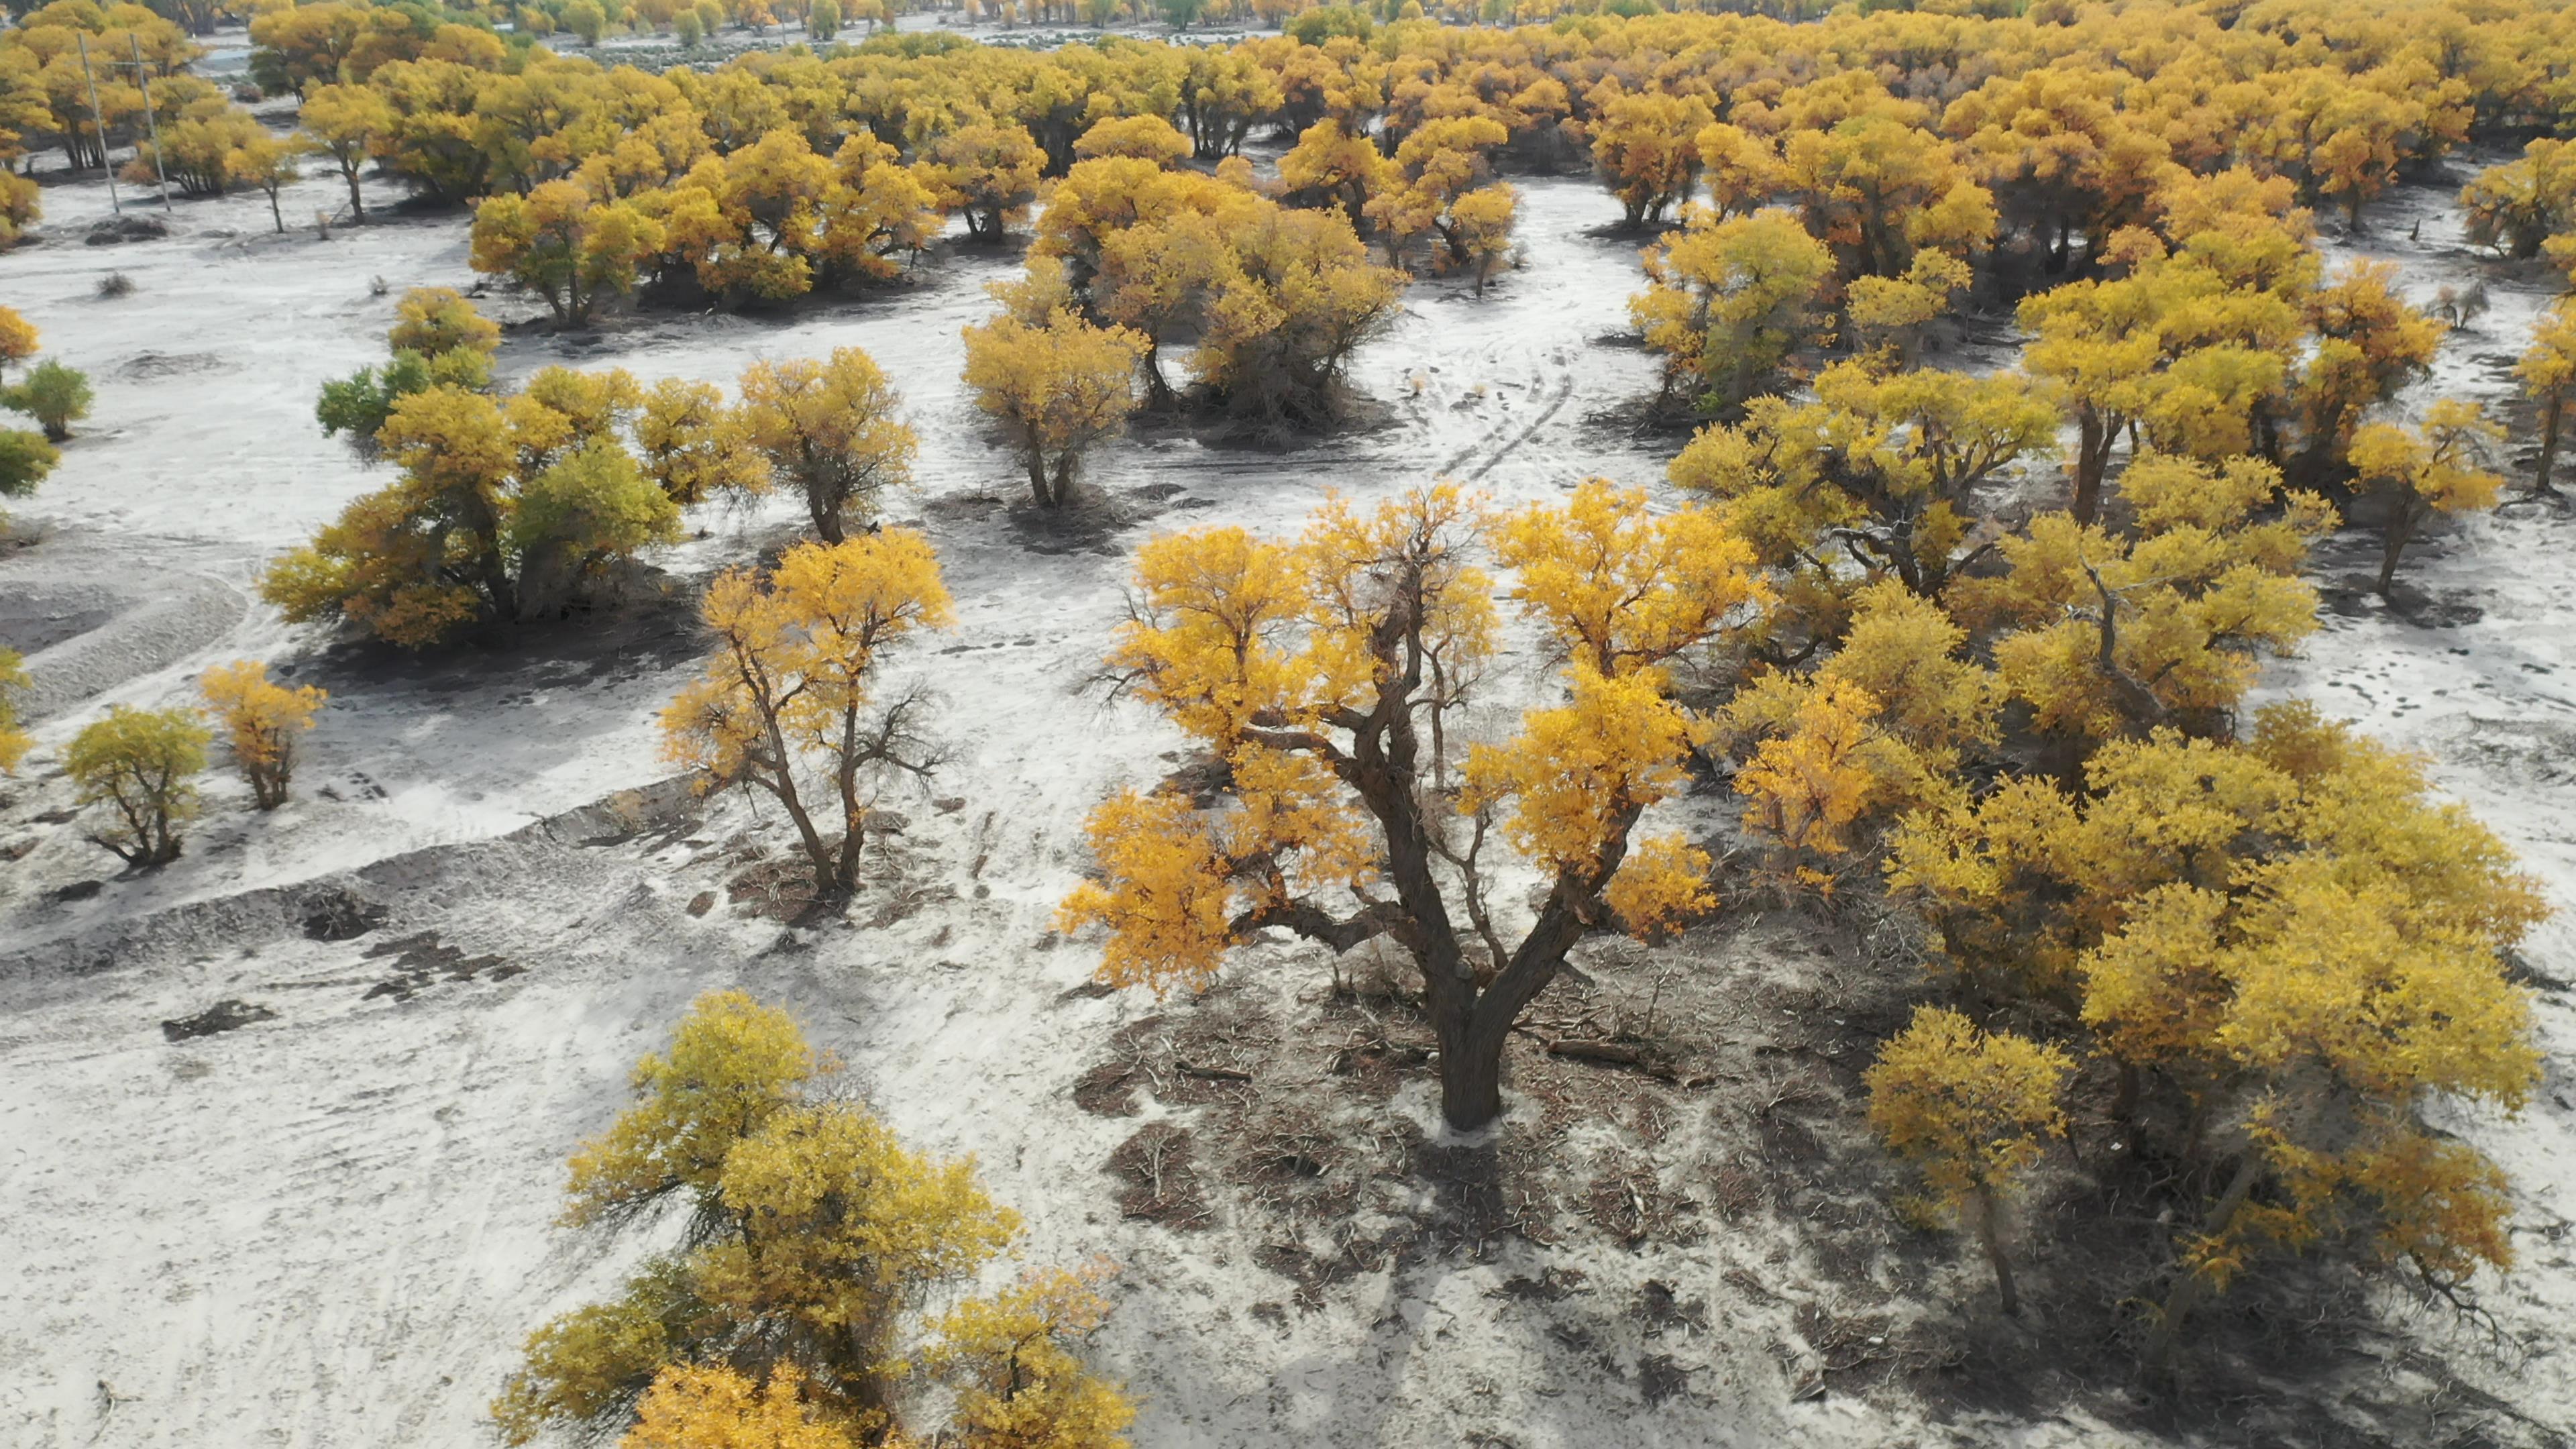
top-left (0, 427), bottom-right (61, 498)
top-left (5, 361), bottom-right (93, 442)
top-left (96, 272), bottom-right (134, 299)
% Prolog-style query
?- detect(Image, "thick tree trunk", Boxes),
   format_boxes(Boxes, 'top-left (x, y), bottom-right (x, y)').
top-left (1973, 1180), bottom-right (2019, 1316)
top-left (810, 482), bottom-right (847, 543)
top-left (2071, 411), bottom-right (2111, 525)
top-left (2143, 1152), bottom-right (2266, 1381)
top-left (2377, 500), bottom-right (2420, 597)
top-left (2538, 393), bottom-right (2563, 496)
top-left (1436, 1005), bottom-right (1505, 1129)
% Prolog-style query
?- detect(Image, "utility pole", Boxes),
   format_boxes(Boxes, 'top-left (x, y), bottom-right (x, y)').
top-left (128, 33), bottom-right (173, 214)
top-left (76, 34), bottom-right (122, 216)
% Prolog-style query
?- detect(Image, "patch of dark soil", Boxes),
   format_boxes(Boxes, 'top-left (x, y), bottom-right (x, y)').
top-left (85, 215), bottom-right (167, 245)
top-left (299, 889), bottom-right (386, 941)
top-left (1585, 1157), bottom-right (1701, 1249)
top-left (162, 999), bottom-right (276, 1041)
top-left (720, 826), bottom-right (947, 926)
top-left (300, 566), bottom-right (702, 700)
top-left (360, 930), bottom-right (522, 1000)
top-left (53, 879), bottom-right (101, 902)
top-left (1793, 1301), bottom-right (1903, 1396)
top-left (1072, 1055), bottom-right (1143, 1116)
top-left (1635, 1352), bottom-right (1692, 1405)
top-left (1106, 1122), bottom-right (1212, 1230)
top-left (1637, 1279), bottom-right (1710, 1337)
top-left (1491, 1267), bottom-right (1587, 1303)
top-left (1009, 490), bottom-right (1149, 557)
top-left (726, 851), bottom-right (824, 922)
top-left (1152, 750), bottom-right (1230, 808)
top-left (117, 351), bottom-right (225, 380)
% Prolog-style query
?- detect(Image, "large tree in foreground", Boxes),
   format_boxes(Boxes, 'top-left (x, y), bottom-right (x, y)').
top-left (1059, 481), bottom-right (1766, 1130)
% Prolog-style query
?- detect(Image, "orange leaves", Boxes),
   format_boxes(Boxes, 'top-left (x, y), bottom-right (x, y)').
top-left (2347, 399), bottom-right (2504, 517)
top-left (960, 262), bottom-right (1146, 508)
top-left (1111, 525), bottom-right (1311, 748)
top-left (1462, 663), bottom-right (1702, 878)
top-left (1631, 205), bottom-right (1833, 413)
top-left (1729, 675), bottom-right (1886, 865)
top-left (1069, 485), bottom-right (1760, 999)
top-left (735, 347), bottom-right (916, 542)
top-left (1865, 1005), bottom-right (2070, 1208)
top-left (200, 660), bottom-right (328, 810)
top-left (1587, 91), bottom-right (1713, 227)
top-left (620, 1364), bottom-right (854, 1449)
top-left (661, 530), bottom-right (952, 901)
top-left (1491, 477), bottom-right (1765, 677)
top-left (1888, 707), bottom-right (2543, 1290)
top-left (1056, 789), bottom-right (1234, 993)
top-left (1605, 833), bottom-right (1716, 940)
top-left (663, 529), bottom-right (952, 787)
top-left (1226, 746), bottom-right (1374, 906)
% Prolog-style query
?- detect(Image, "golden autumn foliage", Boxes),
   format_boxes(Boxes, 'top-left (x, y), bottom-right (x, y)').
top-left (2516, 297), bottom-right (2576, 496)
top-left (921, 121), bottom-right (1044, 241)
top-left (661, 530), bottom-right (953, 904)
top-left (497, 991), bottom-right (1130, 1448)
top-left (267, 366), bottom-right (683, 648)
top-left (638, 378), bottom-right (771, 508)
top-left (1062, 483), bottom-right (1758, 1130)
top-left (1950, 452), bottom-right (2328, 741)
top-left (0, 647), bottom-right (32, 775)
top-left (621, 1365), bottom-right (853, 1449)
top-left (564, 989), bottom-right (822, 1227)
top-left (2347, 399), bottom-right (2506, 598)
top-left (735, 348), bottom-right (916, 544)
top-left (1490, 478), bottom-right (1766, 678)
top-left (471, 178), bottom-right (667, 325)
top-left (1631, 205), bottom-right (1833, 415)
top-left (199, 660), bottom-right (327, 811)
top-left (1867, 1006), bottom-right (2071, 1315)
top-left (961, 258), bottom-right (1147, 508)
top-left (388, 286), bottom-right (501, 362)
top-left (1884, 706), bottom-right (2542, 1352)
top-left (1670, 359), bottom-right (2057, 604)
top-left (63, 705), bottom-right (211, 869)
top-left (922, 1264), bottom-right (1137, 1449)
top-left (1588, 91), bottom-right (1711, 229)
top-left (1716, 580), bottom-right (1997, 884)
top-left (0, 305), bottom-right (38, 374)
